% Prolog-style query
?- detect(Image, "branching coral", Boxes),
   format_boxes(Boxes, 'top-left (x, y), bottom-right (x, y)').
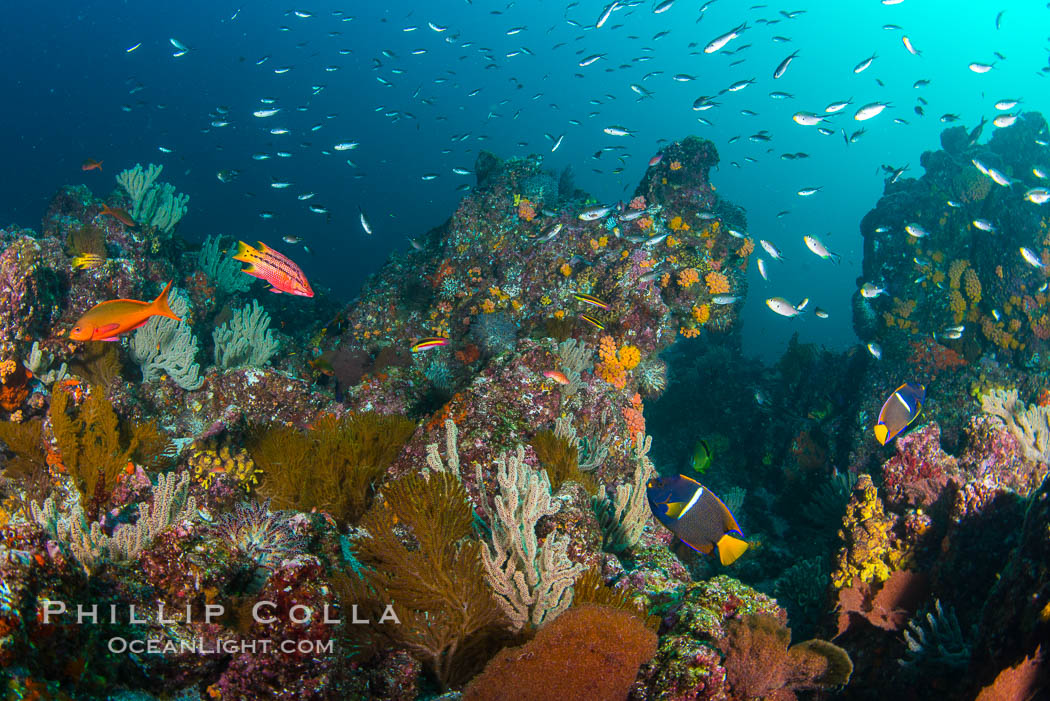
top-left (116, 163), bottom-right (188, 234)
top-left (213, 299), bottom-right (279, 369)
top-left (475, 446), bottom-right (586, 630)
top-left (32, 470), bottom-right (196, 574)
top-left (531, 430), bottom-right (596, 495)
top-left (49, 390), bottom-right (171, 517)
top-left (251, 412), bottom-right (416, 526)
top-left (594, 433), bottom-right (654, 553)
top-left (344, 471), bottom-right (507, 688)
top-left (198, 234), bottom-right (251, 294)
top-left (980, 388), bottom-right (1050, 461)
top-left (129, 287), bottom-right (204, 390)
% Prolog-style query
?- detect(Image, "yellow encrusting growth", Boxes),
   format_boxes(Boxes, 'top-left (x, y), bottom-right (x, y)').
top-left (831, 474), bottom-right (908, 590)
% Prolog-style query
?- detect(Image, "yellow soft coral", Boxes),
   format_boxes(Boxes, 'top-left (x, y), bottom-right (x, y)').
top-left (678, 268), bottom-right (699, 288)
top-left (948, 259), bottom-right (968, 289)
top-left (669, 216), bottom-right (687, 232)
top-left (705, 271), bottom-right (730, 295)
top-left (831, 474), bottom-right (906, 590)
top-left (964, 268), bottom-right (981, 303)
top-left (737, 238), bottom-right (755, 257)
top-left (982, 317), bottom-right (1019, 350)
top-left (950, 289), bottom-right (967, 324)
top-left (892, 297), bottom-right (917, 319)
top-left (617, 345), bottom-right (641, 370)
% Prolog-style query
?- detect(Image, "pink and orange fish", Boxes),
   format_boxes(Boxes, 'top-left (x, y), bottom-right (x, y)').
top-left (233, 241), bottom-right (313, 297)
top-left (81, 159), bottom-right (103, 172)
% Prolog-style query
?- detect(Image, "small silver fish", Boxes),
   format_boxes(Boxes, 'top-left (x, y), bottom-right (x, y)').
top-left (578, 205), bottom-right (613, 221)
top-left (860, 282), bottom-right (886, 298)
top-left (766, 297), bottom-right (801, 317)
top-left (1020, 247), bottom-right (1044, 268)
top-left (866, 342), bottom-right (882, 359)
top-left (760, 240), bottom-right (786, 261)
top-left (539, 223), bottom-right (563, 242)
top-left (757, 257), bottom-right (768, 280)
top-left (711, 294), bottom-right (739, 305)
top-left (1025, 187), bottom-right (1050, 204)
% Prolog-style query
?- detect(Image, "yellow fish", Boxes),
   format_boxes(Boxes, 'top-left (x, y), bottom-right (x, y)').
top-left (71, 253), bottom-right (105, 270)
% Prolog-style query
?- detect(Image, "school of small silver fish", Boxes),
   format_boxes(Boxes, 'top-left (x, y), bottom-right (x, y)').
top-left (115, 2), bottom-right (1050, 358)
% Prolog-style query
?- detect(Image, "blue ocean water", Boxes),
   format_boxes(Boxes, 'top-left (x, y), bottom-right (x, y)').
top-left (1, 0), bottom-right (1046, 361)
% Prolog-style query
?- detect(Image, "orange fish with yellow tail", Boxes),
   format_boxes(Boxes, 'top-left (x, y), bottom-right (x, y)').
top-left (233, 241), bottom-right (313, 297)
top-left (69, 281), bottom-right (180, 342)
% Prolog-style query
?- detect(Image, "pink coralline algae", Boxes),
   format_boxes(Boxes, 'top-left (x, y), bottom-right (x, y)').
top-left (880, 422), bottom-right (960, 508)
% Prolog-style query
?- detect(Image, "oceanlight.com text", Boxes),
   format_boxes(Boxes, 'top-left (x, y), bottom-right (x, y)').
top-left (107, 637), bottom-right (336, 655)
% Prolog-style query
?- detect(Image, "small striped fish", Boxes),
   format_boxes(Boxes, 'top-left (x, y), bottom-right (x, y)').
top-left (233, 241), bottom-right (313, 297)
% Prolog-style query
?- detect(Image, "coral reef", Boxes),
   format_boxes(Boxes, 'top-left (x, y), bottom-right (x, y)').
top-left (2, 125), bottom-right (1049, 700)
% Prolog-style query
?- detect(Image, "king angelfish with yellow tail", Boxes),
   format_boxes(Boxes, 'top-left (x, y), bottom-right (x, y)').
top-left (233, 241), bottom-right (314, 297)
top-left (647, 474), bottom-right (749, 566)
top-left (874, 382), bottom-right (925, 444)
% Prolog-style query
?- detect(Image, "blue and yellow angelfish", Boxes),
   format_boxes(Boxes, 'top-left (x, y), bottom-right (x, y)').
top-left (647, 474), bottom-right (749, 566)
top-left (874, 382), bottom-right (925, 445)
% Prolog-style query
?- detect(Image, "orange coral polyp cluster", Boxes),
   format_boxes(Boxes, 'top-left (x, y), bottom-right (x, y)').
top-left (678, 268), bottom-right (699, 288)
top-left (737, 238), bottom-right (754, 257)
top-left (617, 345), bottom-right (641, 370)
top-left (622, 405), bottom-right (645, 437)
top-left (669, 216), bottom-right (689, 232)
top-left (705, 271), bottom-right (730, 295)
top-left (517, 198), bottom-right (536, 222)
top-left (596, 335), bottom-right (627, 389)
top-left (692, 304), bottom-right (710, 325)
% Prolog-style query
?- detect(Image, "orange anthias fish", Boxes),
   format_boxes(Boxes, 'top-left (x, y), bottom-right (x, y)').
top-left (69, 281), bottom-right (180, 341)
top-left (233, 241), bottom-right (314, 297)
top-left (81, 159), bottom-right (103, 172)
top-left (100, 204), bottom-right (136, 227)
